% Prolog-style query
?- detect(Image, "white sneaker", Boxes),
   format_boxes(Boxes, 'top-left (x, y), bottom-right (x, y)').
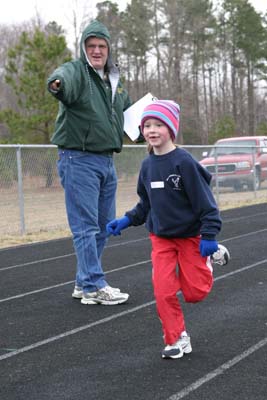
top-left (72, 284), bottom-right (120, 299)
top-left (211, 244), bottom-right (230, 266)
top-left (106, 285), bottom-right (121, 293)
top-left (72, 286), bottom-right (83, 299)
top-left (81, 286), bottom-right (129, 306)
top-left (162, 334), bottom-right (192, 359)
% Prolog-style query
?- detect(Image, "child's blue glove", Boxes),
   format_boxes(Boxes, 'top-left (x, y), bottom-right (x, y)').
top-left (200, 239), bottom-right (219, 257)
top-left (106, 216), bottom-right (130, 236)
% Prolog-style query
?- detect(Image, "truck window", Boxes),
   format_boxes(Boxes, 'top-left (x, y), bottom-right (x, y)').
top-left (209, 140), bottom-right (257, 156)
top-left (259, 139), bottom-right (267, 151)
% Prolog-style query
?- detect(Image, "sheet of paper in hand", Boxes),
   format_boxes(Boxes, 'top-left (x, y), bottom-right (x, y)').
top-left (123, 93), bottom-right (157, 141)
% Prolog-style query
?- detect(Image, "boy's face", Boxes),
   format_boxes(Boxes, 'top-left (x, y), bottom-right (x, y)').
top-left (85, 37), bottom-right (108, 70)
top-left (143, 118), bottom-right (175, 154)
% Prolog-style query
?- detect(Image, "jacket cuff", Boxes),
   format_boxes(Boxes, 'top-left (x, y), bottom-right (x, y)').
top-left (201, 234), bottom-right (216, 240)
top-left (124, 212), bottom-right (133, 225)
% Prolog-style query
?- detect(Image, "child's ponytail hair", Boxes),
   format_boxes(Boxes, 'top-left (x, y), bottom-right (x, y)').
top-left (147, 144), bottom-right (154, 154)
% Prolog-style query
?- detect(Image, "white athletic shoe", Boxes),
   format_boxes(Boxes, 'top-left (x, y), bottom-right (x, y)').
top-left (81, 286), bottom-right (128, 305)
top-left (162, 334), bottom-right (192, 359)
top-left (72, 285), bottom-right (120, 299)
top-left (211, 244), bottom-right (230, 266)
top-left (72, 286), bottom-right (83, 299)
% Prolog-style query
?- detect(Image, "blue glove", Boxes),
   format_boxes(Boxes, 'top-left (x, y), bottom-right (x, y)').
top-left (106, 216), bottom-right (130, 236)
top-left (200, 239), bottom-right (219, 257)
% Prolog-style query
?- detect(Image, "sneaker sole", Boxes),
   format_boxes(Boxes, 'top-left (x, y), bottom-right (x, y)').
top-left (80, 298), bottom-right (98, 305)
top-left (162, 344), bottom-right (192, 359)
top-left (73, 287), bottom-right (120, 299)
top-left (81, 295), bottom-right (129, 306)
top-left (212, 245), bottom-right (230, 266)
top-left (162, 353), bottom-right (183, 359)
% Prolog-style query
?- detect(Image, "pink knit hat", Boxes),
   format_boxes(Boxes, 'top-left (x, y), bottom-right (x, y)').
top-left (140, 100), bottom-right (180, 139)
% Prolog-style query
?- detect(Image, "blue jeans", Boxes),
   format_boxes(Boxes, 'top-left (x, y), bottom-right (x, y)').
top-left (57, 149), bottom-right (117, 293)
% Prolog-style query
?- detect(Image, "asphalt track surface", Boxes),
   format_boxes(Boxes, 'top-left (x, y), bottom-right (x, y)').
top-left (0, 203), bottom-right (267, 400)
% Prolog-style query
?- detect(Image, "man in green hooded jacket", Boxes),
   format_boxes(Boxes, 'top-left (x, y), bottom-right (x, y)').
top-left (48, 20), bottom-right (130, 305)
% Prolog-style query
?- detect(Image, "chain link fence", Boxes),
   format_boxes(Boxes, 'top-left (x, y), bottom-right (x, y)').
top-left (0, 145), bottom-right (147, 237)
top-left (0, 144), bottom-right (266, 238)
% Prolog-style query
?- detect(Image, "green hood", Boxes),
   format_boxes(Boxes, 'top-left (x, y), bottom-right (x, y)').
top-left (80, 20), bottom-right (111, 64)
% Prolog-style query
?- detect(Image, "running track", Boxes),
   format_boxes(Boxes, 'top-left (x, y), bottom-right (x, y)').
top-left (0, 203), bottom-right (267, 400)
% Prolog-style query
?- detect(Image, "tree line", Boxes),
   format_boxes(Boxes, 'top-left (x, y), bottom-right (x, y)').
top-left (0, 0), bottom-right (267, 145)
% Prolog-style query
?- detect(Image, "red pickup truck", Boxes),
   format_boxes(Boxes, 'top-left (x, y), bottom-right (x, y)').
top-left (200, 136), bottom-right (267, 191)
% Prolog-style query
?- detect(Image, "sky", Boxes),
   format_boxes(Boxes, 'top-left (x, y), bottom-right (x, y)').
top-left (1, 0), bottom-right (266, 26)
top-left (0, 0), bottom-right (129, 25)
top-left (0, 0), bottom-right (266, 50)
top-left (0, 0), bottom-right (130, 50)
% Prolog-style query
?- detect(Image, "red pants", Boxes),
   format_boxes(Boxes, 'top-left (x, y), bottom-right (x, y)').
top-left (150, 234), bottom-right (213, 345)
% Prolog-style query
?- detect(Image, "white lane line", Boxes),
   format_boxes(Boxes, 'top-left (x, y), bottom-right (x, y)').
top-left (0, 301), bottom-right (155, 361)
top-left (223, 211), bottom-right (267, 223)
top-left (0, 260), bottom-right (151, 303)
top-left (1, 228), bottom-right (266, 272)
top-left (1, 257), bottom-right (266, 304)
top-left (215, 259), bottom-right (267, 281)
top-left (0, 209), bottom-right (264, 256)
top-left (0, 258), bottom-right (266, 360)
top-left (166, 338), bottom-right (267, 400)
top-left (0, 253), bottom-right (75, 271)
top-left (0, 237), bottom-right (149, 271)
top-left (223, 228), bottom-right (267, 242)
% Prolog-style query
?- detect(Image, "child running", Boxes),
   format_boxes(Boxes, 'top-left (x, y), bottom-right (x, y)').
top-left (106, 100), bottom-right (230, 359)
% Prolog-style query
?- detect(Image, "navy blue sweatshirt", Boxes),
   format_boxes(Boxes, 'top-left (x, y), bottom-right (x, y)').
top-left (126, 147), bottom-right (221, 240)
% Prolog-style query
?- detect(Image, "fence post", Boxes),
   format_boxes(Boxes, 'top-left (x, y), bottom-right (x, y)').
top-left (16, 146), bottom-right (26, 235)
top-left (214, 146), bottom-right (220, 206)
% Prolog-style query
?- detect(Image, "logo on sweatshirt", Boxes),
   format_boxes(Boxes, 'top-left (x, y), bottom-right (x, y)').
top-left (166, 174), bottom-right (182, 190)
